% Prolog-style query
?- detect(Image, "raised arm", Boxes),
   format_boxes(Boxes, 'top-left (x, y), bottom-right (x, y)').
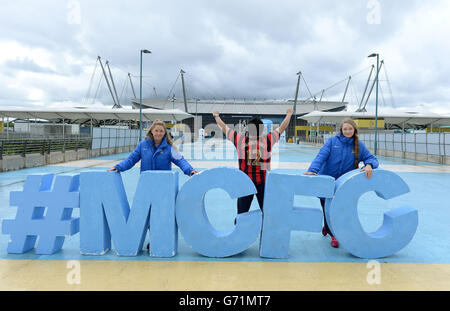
top-left (212, 111), bottom-right (229, 134)
top-left (275, 108), bottom-right (294, 134)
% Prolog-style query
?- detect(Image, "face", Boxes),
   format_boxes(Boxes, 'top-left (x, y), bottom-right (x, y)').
top-left (151, 125), bottom-right (166, 142)
top-left (341, 122), bottom-right (355, 138)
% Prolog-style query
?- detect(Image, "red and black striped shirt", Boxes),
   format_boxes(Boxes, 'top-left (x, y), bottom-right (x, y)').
top-left (227, 129), bottom-right (280, 185)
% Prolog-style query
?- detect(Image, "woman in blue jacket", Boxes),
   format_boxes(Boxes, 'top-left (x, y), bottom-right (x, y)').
top-left (107, 120), bottom-right (198, 176)
top-left (304, 119), bottom-right (378, 248)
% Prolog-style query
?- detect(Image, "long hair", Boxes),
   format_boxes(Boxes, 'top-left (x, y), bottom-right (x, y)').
top-left (246, 118), bottom-right (264, 138)
top-left (145, 120), bottom-right (175, 147)
top-left (339, 118), bottom-right (359, 169)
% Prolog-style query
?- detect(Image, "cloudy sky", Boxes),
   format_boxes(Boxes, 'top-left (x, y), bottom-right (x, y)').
top-left (1, 0), bottom-right (449, 114)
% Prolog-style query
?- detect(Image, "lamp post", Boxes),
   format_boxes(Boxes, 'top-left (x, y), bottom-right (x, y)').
top-left (368, 53), bottom-right (379, 155)
top-left (293, 71), bottom-right (301, 143)
top-left (139, 49), bottom-right (151, 141)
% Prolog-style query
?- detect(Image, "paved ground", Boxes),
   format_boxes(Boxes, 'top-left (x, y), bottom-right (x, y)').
top-left (0, 140), bottom-right (449, 290)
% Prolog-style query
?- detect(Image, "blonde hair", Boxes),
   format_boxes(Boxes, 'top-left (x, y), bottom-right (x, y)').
top-left (339, 118), bottom-right (359, 169)
top-left (145, 120), bottom-right (175, 147)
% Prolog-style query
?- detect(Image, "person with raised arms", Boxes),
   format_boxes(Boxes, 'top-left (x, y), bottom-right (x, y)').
top-left (213, 108), bottom-right (293, 216)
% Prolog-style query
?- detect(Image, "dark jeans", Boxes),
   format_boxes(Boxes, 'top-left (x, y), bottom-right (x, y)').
top-left (320, 198), bottom-right (333, 237)
top-left (237, 182), bottom-right (265, 214)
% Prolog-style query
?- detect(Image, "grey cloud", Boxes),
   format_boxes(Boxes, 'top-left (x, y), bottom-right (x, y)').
top-left (0, 0), bottom-right (448, 112)
top-left (3, 57), bottom-right (56, 74)
top-left (0, 1), bottom-right (87, 55)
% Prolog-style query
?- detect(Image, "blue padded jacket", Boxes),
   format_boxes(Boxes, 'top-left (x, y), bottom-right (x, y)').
top-left (307, 133), bottom-right (379, 179)
top-left (114, 136), bottom-right (194, 176)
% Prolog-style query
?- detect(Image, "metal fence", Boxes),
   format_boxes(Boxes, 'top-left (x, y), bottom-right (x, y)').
top-left (0, 128), bottom-right (145, 159)
top-left (359, 132), bottom-right (450, 156)
top-left (322, 132), bottom-right (450, 157)
top-left (91, 128), bottom-right (142, 150)
top-left (0, 137), bottom-right (92, 159)
top-left (303, 135), bottom-right (325, 145)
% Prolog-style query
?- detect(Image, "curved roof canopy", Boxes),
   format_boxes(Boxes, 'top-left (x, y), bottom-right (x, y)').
top-left (0, 107), bottom-right (193, 123)
top-left (299, 111), bottom-right (450, 126)
top-left (133, 98), bottom-right (347, 115)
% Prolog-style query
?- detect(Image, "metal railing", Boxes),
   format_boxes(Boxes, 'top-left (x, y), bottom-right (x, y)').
top-left (0, 137), bottom-right (92, 159)
top-left (320, 131), bottom-right (450, 158)
top-left (0, 128), bottom-right (145, 160)
top-left (91, 128), bottom-right (142, 151)
top-left (297, 135), bottom-right (325, 145)
top-left (358, 132), bottom-right (449, 157)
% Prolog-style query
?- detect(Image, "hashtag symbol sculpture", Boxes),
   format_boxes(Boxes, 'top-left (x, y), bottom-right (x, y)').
top-left (2, 174), bottom-right (80, 255)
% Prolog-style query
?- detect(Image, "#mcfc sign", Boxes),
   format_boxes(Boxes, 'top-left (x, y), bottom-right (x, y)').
top-left (2, 167), bottom-right (418, 259)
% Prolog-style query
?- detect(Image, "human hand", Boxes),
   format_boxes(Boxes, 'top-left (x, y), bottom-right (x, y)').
top-left (287, 108), bottom-right (294, 115)
top-left (361, 165), bottom-right (373, 178)
top-left (189, 170), bottom-right (199, 177)
top-left (107, 167), bottom-right (118, 172)
top-left (303, 171), bottom-right (317, 175)
top-left (212, 111), bottom-right (220, 117)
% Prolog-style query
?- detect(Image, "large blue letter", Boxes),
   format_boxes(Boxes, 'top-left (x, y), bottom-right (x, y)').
top-left (260, 172), bottom-right (335, 258)
top-left (176, 167), bottom-right (261, 257)
top-left (80, 171), bottom-right (178, 257)
top-left (326, 169), bottom-right (418, 259)
top-left (2, 174), bottom-right (79, 255)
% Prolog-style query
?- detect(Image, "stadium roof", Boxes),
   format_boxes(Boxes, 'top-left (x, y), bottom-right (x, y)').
top-left (299, 110), bottom-right (450, 126)
top-left (132, 98), bottom-right (347, 115)
top-left (0, 107), bottom-right (193, 123)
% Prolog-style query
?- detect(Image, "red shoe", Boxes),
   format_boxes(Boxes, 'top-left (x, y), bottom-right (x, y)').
top-left (331, 237), bottom-right (339, 248)
top-left (322, 226), bottom-right (327, 236)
